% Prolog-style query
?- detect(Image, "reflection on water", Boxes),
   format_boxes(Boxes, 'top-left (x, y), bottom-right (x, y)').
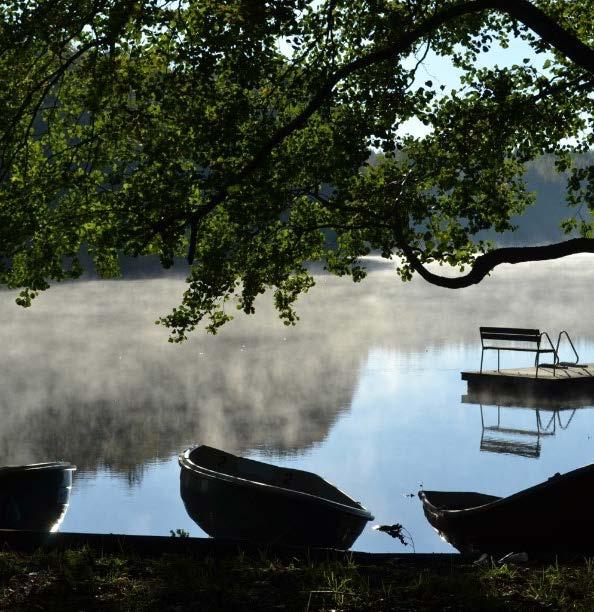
top-left (0, 255), bottom-right (593, 551)
top-left (478, 405), bottom-right (558, 459)
top-left (462, 390), bottom-right (588, 460)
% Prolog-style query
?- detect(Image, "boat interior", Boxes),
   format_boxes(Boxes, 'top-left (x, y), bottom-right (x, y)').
top-left (421, 491), bottom-right (501, 511)
top-left (188, 446), bottom-right (361, 508)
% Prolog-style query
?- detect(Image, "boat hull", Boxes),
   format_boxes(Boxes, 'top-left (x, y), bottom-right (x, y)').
top-left (421, 463), bottom-right (594, 554)
top-left (0, 463), bottom-right (74, 531)
top-left (180, 448), bottom-right (371, 549)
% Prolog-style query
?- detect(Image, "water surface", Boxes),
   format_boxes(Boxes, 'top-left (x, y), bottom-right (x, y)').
top-left (1, 255), bottom-right (593, 552)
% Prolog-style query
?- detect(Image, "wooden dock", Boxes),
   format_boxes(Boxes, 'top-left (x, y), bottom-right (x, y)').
top-left (461, 364), bottom-right (594, 400)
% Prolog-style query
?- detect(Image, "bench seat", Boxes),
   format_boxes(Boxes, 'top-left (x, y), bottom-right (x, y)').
top-left (480, 327), bottom-right (557, 378)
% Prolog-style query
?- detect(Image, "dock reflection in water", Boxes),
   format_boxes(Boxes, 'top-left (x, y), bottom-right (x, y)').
top-left (0, 257), bottom-right (593, 550)
top-left (0, 462), bottom-right (75, 532)
top-left (417, 390), bottom-right (594, 554)
top-left (462, 390), bottom-right (590, 459)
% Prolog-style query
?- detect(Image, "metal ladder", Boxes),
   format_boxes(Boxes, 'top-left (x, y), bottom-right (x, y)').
top-left (555, 330), bottom-right (581, 367)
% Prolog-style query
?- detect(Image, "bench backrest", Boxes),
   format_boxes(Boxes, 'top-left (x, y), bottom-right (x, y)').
top-left (480, 327), bottom-right (540, 344)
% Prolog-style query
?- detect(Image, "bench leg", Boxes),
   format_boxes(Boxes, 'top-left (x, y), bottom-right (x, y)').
top-left (497, 349), bottom-right (500, 372)
top-left (480, 349), bottom-right (484, 373)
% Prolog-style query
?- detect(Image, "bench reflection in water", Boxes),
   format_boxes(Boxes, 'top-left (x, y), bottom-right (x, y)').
top-left (462, 390), bottom-right (590, 459)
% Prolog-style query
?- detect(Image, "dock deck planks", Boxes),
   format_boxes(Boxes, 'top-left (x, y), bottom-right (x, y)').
top-left (461, 364), bottom-right (594, 399)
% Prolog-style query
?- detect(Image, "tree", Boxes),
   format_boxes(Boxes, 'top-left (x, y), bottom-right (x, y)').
top-left (0, 0), bottom-right (593, 340)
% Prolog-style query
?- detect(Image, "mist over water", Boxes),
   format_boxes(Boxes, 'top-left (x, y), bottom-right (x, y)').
top-left (1, 254), bottom-right (593, 551)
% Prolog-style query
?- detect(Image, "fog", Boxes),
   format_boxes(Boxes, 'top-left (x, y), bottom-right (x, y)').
top-left (0, 254), bottom-right (592, 475)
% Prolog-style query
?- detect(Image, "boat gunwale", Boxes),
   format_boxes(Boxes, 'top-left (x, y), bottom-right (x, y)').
top-left (419, 461), bottom-right (594, 518)
top-left (0, 462), bottom-right (76, 474)
top-left (179, 448), bottom-right (374, 521)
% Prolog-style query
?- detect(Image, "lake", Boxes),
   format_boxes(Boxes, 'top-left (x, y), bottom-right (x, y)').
top-left (1, 255), bottom-right (593, 552)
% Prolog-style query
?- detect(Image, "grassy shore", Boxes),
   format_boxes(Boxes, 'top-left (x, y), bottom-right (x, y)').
top-left (2, 546), bottom-right (594, 610)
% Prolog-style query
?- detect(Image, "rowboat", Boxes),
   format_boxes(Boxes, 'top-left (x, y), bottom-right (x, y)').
top-left (179, 446), bottom-right (373, 549)
top-left (419, 462), bottom-right (594, 554)
top-left (0, 461), bottom-right (75, 532)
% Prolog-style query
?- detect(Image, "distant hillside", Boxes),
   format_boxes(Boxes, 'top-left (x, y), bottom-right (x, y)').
top-left (370, 151), bottom-right (594, 247)
top-left (80, 153), bottom-right (593, 278)
top-left (480, 153), bottom-right (594, 246)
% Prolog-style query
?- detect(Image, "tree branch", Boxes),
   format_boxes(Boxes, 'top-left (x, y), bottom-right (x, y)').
top-left (398, 237), bottom-right (594, 289)
top-left (184, 0), bottom-right (594, 264)
top-left (238, 0), bottom-right (594, 183)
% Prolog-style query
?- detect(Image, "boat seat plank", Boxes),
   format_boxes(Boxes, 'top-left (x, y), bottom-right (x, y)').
top-left (421, 491), bottom-right (501, 511)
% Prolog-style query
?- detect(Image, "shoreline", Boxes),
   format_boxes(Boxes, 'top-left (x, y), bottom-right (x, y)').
top-left (1, 534), bottom-right (593, 610)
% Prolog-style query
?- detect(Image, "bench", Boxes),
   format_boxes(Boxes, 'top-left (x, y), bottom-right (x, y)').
top-left (480, 327), bottom-right (557, 378)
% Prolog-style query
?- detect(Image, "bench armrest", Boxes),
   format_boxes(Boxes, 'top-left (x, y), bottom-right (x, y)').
top-left (539, 331), bottom-right (558, 361)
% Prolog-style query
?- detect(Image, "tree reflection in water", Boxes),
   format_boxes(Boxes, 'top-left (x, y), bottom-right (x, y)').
top-left (0, 255), bottom-right (592, 483)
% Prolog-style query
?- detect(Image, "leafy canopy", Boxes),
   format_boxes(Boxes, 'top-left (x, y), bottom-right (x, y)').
top-left (0, 0), bottom-right (593, 339)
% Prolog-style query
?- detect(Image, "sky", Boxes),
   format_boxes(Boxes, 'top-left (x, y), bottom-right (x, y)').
top-left (399, 37), bottom-right (551, 138)
top-left (279, 23), bottom-right (552, 140)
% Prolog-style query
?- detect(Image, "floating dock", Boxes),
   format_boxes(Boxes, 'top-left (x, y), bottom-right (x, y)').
top-left (461, 364), bottom-right (594, 400)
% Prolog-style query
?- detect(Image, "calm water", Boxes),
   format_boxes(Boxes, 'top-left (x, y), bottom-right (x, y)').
top-left (1, 255), bottom-right (594, 552)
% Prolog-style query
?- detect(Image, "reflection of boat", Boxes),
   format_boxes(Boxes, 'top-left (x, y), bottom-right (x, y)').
top-left (419, 462), bottom-right (594, 554)
top-left (179, 446), bottom-right (373, 549)
top-left (0, 462), bottom-right (75, 531)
